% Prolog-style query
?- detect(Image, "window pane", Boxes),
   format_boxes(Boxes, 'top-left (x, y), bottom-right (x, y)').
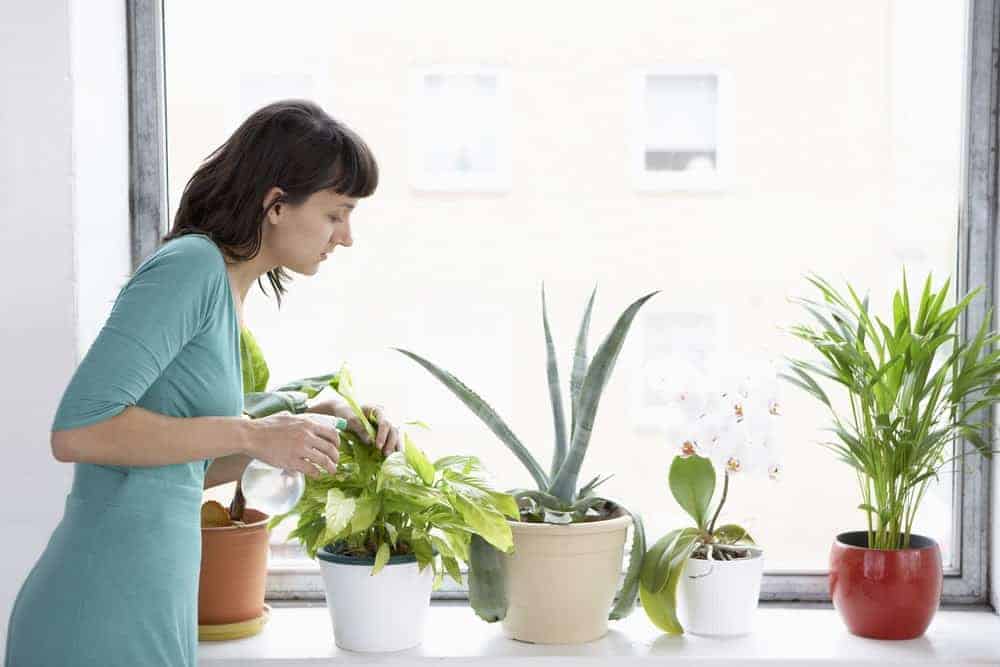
top-left (166, 0), bottom-right (968, 576)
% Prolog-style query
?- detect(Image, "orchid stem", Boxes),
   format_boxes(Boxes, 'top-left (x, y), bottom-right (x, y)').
top-left (707, 470), bottom-right (729, 535)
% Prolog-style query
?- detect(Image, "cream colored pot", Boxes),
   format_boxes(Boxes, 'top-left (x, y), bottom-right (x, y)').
top-left (501, 512), bottom-right (631, 644)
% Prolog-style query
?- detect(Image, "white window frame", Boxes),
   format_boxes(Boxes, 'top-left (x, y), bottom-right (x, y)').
top-left (630, 66), bottom-right (730, 193)
top-left (138, 0), bottom-right (998, 604)
top-left (408, 65), bottom-right (511, 193)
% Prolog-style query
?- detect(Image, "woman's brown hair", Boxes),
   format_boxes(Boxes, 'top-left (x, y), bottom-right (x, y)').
top-left (164, 99), bottom-right (378, 306)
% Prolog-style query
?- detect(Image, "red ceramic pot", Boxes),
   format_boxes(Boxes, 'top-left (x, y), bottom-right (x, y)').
top-left (829, 531), bottom-right (942, 640)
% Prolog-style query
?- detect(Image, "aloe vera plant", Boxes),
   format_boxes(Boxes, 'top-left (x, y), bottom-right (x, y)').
top-left (396, 286), bottom-right (659, 621)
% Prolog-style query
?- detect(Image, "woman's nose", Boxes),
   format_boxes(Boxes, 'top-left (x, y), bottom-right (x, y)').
top-left (337, 220), bottom-right (354, 247)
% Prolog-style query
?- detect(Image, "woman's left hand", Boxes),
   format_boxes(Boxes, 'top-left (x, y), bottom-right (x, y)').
top-left (358, 404), bottom-right (401, 455)
top-left (305, 398), bottom-right (401, 455)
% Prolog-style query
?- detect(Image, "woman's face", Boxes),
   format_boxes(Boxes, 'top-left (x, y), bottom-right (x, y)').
top-left (263, 187), bottom-right (357, 276)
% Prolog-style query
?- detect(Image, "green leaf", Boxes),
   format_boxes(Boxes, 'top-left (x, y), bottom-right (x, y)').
top-left (349, 494), bottom-right (379, 534)
top-left (609, 509), bottom-right (645, 620)
top-left (668, 455), bottom-right (716, 530)
top-left (321, 488), bottom-right (356, 546)
top-left (712, 524), bottom-right (754, 545)
top-left (273, 373), bottom-right (338, 399)
top-left (404, 434), bottom-right (436, 486)
top-left (638, 529), bottom-right (700, 634)
top-left (329, 364), bottom-right (376, 442)
top-left (571, 286), bottom-right (597, 441)
top-left (468, 535), bottom-right (508, 622)
top-left (450, 493), bottom-right (514, 553)
top-left (541, 284), bottom-right (570, 479)
top-left (371, 541), bottom-right (391, 576)
top-left (549, 291), bottom-right (660, 501)
top-left (242, 390), bottom-right (309, 419)
top-left (411, 533), bottom-right (435, 572)
top-left (442, 556), bottom-right (463, 585)
top-left (240, 327), bottom-right (270, 393)
top-left (395, 348), bottom-right (550, 490)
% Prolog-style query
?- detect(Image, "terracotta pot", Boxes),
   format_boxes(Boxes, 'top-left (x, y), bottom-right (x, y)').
top-left (829, 531), bottom-right (942, 640)
top-left (198, 508), bottom-right (270, 626)
top-left (502, 510), bottom-right (631, 644)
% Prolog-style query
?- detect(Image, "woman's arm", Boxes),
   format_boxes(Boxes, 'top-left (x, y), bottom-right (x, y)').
top-left (53, 406), bottom-right (343, 478)
top-left (52, 405), bottom-right (254, 466)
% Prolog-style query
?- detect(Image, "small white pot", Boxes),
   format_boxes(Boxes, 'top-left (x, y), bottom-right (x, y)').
top-left (317, 546), bottom-right (433, 652)
top-left (676, 550), bottom-right (764, 637)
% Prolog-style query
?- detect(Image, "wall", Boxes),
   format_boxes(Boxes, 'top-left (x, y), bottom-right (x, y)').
top-left (0, 0), bottom-right (130, 652)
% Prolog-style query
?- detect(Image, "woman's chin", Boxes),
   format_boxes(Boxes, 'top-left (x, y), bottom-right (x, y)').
top-left (287, 262), bottom-right (321, 277)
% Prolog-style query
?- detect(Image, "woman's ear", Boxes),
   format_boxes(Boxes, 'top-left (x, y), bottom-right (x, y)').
top-left (263, 186), bottom-right (286, 219)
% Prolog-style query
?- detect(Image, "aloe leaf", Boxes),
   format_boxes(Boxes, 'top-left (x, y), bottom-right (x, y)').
top-left (549, 291), bottom-right (660, 501)
top-left (468, 534), bottom-right (508, 622)
top-left (394, 348), bottom-right (550, 490)
top-left (609, 508), bottom-right (645, 620)
top-left (541, 284), bottom-right (569, 479)
top-left (243, 390), bottom-right (309, 418)
top-left (571, 286), bottom-right (597, 439)
top-left (577, 473), bottom-right (614, 499)
top-left (668, 455), bottom-right (716, 530)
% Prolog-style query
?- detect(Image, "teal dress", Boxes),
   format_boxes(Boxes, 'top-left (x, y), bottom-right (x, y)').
top-left (5, 234), bottom-right (243, 667)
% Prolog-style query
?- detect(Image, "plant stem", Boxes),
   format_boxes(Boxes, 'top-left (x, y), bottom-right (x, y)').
top-left (707, 470), bottom-right (730, 535)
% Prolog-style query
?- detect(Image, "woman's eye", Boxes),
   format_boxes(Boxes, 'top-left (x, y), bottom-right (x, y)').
top-left (328, 216), bottom-right (342, 224)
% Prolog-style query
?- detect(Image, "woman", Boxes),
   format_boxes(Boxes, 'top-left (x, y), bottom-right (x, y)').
top-left (5, 100), bottom-right (399, 667)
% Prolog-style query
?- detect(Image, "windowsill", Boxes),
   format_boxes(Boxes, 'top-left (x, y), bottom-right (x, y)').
top-left (199, 601), bottom-right (1000, 665)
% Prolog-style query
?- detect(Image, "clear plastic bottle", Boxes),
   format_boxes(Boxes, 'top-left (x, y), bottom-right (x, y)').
top-left (240, 416), bottom-right (348, 515)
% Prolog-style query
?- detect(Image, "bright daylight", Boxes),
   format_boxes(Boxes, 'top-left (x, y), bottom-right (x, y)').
top-left (4, 1), bottom-right (1000, 665)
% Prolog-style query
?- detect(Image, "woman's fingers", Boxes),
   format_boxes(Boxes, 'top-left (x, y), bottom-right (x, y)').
top-left (375, 417), bottom-right (389, 451)
top-left (384, 427), bottom-right (401, 454)
top-left (306, 447), bottom-right (338, 475)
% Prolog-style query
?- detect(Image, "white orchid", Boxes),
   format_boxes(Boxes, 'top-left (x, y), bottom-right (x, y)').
top-left (656, 356), bottom-right (784, 480)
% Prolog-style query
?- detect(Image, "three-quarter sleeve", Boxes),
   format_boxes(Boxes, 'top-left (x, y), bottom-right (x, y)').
top-left (52, 238), bottom-right (227, 431)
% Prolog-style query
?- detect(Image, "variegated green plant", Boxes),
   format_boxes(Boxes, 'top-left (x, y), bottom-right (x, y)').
top-left (396, 286), bottom-right (659, 622)
top-left (267, 365), bottom-right (518, 586)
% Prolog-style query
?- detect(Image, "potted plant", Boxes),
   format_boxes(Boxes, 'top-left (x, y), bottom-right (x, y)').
top-left (269, 367), bottom-right (518, 652)
top-left (198, 328), bottom-right (279, 639)
top-left (640, 364), bottom-right (782, 636)
top-left (198, 328), bottom-right (343, 640)
top-left (784, 273), bottom-right (1000, 639)
top-left (396, 286), bottom-right (657, 644)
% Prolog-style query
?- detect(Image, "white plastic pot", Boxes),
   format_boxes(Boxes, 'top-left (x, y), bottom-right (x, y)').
top-left (676, 550), bottom-right (764, 637)
top-left (317, 546), bottom-right (434, 652)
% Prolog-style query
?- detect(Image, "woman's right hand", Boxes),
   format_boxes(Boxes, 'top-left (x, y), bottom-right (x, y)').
top-left (245, 413), bottom-right (341, 478)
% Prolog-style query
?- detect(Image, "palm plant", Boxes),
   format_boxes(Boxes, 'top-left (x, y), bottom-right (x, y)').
top-left (395, 286), bottom-right (659, 621)
top-left (784, 273), bottom-right (1000, 550)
